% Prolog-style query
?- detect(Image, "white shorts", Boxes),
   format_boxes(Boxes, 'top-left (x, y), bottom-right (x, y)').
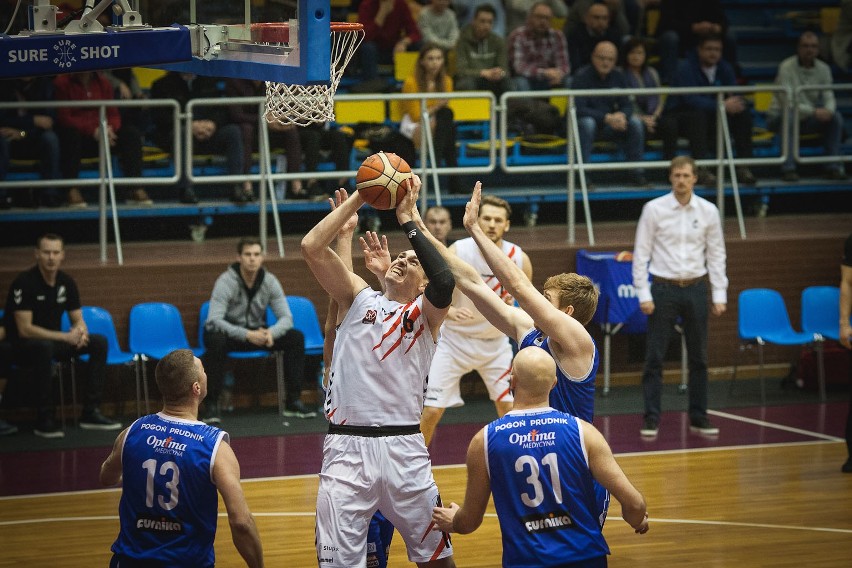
top-left (425, 334), bottom-right (514, 408)
top-left (315, 432), bottom-right (454, 567)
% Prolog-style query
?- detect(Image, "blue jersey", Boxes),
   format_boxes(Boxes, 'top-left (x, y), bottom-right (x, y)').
top-left (111, 413), bottom-right (227, 567)
top-left (520, 329), bottom-right (599, 422)
top-left (486, 408), bottom-right (610, 567)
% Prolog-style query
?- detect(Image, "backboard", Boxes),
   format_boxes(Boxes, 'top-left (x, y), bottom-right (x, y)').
top-left (0, 0), bottom-right (332, 84)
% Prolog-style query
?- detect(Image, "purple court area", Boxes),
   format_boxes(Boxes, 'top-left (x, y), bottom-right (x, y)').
top-left (0, 402), bottom-right (846, 498)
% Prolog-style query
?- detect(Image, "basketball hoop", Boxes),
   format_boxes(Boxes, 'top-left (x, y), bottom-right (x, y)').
top-left (257, 22), bottom-right (364, 127)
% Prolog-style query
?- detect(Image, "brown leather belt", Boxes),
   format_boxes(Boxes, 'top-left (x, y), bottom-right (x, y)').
top-left (652, 275), bottom-right (704, 287)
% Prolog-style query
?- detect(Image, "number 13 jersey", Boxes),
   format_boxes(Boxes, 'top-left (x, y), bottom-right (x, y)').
top-left (112, 413), bottom-right (227, 568)
top-left (485, 408), bottom-right (609, 567)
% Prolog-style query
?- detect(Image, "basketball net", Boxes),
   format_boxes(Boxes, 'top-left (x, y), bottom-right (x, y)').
top-left (262, 22), bottom-right (364, 127)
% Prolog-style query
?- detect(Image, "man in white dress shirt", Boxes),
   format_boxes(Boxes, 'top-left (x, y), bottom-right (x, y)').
top-left (632, 156), bottom-right (728, 437)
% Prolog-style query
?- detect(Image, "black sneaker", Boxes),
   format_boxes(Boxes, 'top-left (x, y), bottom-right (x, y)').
top-left (0, 419), bottom-right (19, 436)
top-left (282, 400), bottom-right (317, 419)
top-left (640, 416), bottom-right (659, 437)
top-left (34, 417), bottom-right (65, 439)
top-left (80, 409), bottom-right (122, 431)
top-left (201, 402), bottom-right (221, 424)
top-left (689, 416), bottom-right (719, 436)
top-left (842, 459), bottom-right (852, 474)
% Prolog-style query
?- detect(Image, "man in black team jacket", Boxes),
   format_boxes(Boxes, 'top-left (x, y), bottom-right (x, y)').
top-left (3, 233), bottom-right (121, 438)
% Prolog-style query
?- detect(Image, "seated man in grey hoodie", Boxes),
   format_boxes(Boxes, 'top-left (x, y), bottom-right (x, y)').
top-left (203, 237), bottom-right (314, 422)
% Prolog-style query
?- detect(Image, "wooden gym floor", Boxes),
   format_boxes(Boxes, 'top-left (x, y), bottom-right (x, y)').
top-left (1, 401), bottom-right (850, 567)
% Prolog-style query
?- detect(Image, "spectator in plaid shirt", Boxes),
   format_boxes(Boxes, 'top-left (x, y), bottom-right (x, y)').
top-left (507, 2), bottom-right (571, 91)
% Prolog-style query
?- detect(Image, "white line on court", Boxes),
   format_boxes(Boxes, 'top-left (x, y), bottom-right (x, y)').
top-left (708, 409), bottom-right (844, 441)
top-left (3, 439), bottom-right (843, 501)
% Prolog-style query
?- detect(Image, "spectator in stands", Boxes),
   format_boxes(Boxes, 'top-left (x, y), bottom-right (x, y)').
top-left (424, 205), bottom-right (454, 246)
top-left (298, 123), bottom-right (355, 196)
top-left (225, 78), bottom-right (314, 201)
top-left (103, 69), bottom-right (147, 136)
top-left (3, 233), bottom-right (122, 438)
top-left (0, 323), bottom-right (18, 436)
top-left (419, 0), bottom-right (460, 53)
top-left (400, 43), bottom-right (459, 191)
top-left (0, 76), bottom-right (61, 208)
top-left (655, 0), bottom-right (738, 85)
top-left (767, 31), bottom-right (847, 182)
top-left (507, 2), bottom-right (572, 91)
top-left (452, 0), bottom-right (506, 37)
top-left (202, 237), bottom-right (313, 423)
top-left (565, 0), bottom-right (633, 40)
top-left (659, 33), bottom-right (756, 185)
top-left (573, 41), bottom-right (647, 186)
top-left (54, 71), bottom-right (150, 207)
top-left (831, 0), bottom-right (852, 71)
top-left (566, 0), bottom-right (623, 72)
top-left (454, 4), bottom-right (512, 97)
top-left (622, 38), bottom-right (663, 142)
top-left (353, 0), bottom-right (421, 87)
top-left (150, 72), bottom-right (245, 204)
top-left (504, 0), bottom-right (566, 37)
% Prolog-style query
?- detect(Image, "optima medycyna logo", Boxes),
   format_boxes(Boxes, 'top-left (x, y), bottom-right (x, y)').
top-left (509, 428), bottom-right (556, 449)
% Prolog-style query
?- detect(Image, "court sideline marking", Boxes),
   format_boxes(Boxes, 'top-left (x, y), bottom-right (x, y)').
top-left (708, 409), bottom-right (844, 441)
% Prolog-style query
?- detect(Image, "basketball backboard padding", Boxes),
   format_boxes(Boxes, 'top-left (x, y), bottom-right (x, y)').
top-left (0, 26), bottom-right (192, 79)
top-left (157, 0), bottom-right (332, 85)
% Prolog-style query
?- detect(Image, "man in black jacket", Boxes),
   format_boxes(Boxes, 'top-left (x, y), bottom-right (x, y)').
top-left (150, 72), bottom-right (245, 203)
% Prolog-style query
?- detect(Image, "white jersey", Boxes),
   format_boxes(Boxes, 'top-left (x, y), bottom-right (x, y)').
top-left (445, 237), bottom-right (526, 340)
top-left (325, 287), bottom-right (437, 426)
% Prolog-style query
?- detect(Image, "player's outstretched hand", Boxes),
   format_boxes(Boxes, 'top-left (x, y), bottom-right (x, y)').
top-left (431, 502), bottom-right (460, 533)
top-left (396, 173), bottom-right (421, 225)
top-left (360, 231), bottom-right (391, 278)
top-left (463, 181), bottom-right (483, 233)
top-left (329, 188), bottom-right (358, 237)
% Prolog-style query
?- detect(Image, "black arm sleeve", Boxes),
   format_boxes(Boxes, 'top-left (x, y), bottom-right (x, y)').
top-left (401, 221), bottom-right (455, 309)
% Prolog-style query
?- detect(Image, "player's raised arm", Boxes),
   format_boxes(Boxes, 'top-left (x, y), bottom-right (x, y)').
top-left (413, 198), bottom-right (534, 341)
top-left (463, 182), bottom-right (595, 373)
top-left (395, 177), bottom-right (455, 337)
top-left (301, 189), bottom-right (370, 312)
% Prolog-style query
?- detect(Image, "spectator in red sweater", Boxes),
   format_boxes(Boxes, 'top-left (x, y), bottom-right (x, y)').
top-left (351, 0), bottom-right (421, 88)
top-left (54, 72), bottom-right (149, 207)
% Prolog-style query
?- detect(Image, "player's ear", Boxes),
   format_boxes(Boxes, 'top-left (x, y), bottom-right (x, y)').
top-left (563, 304), bottom-right (575, 317)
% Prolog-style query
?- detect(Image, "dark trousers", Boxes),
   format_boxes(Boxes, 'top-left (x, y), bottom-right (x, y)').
top-left (299, 125), bottom-right (354, 176)
top-left (432, 106), bottom-right (458, 169)
top-left (57, 124), bottom-right (143, 183)
top-left (847, 351), bottom-right (852, 458)
top-left (203, 328), bottom-right (305, 405)
top-left (642, 280), bottom-right (709, 421)
top-left (0, 130), bottom-right (62, 206)
top-left (12, 334), bottom-right (108, 418)
top-left (658, 109), bottom-right (710, 159)
top-left (659, 108), bottom-right (752, 160)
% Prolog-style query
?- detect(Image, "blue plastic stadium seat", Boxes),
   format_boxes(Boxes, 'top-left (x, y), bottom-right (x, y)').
top-left (731, 288), bottom-right (824, 402)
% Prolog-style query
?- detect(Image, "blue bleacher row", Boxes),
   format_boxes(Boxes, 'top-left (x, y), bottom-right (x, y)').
top-left (0, 296), bottom-right (324, 422)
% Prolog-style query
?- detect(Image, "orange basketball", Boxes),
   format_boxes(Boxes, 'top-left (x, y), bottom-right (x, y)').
top-left (356, 151), bottom-right (412, 210)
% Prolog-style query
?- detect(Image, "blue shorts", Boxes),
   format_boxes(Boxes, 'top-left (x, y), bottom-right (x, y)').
top-left (366, 511), bottom-right (394, 568)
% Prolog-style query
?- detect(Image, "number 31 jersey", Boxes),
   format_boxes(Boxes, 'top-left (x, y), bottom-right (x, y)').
top-left (112, 413), bottom-right (227, 568)
top-left (485, 408), bottom-right (609, 567)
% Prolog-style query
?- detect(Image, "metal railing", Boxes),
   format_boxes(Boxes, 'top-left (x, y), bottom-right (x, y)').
top-left (5, 82), bottom-right (849, 261)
